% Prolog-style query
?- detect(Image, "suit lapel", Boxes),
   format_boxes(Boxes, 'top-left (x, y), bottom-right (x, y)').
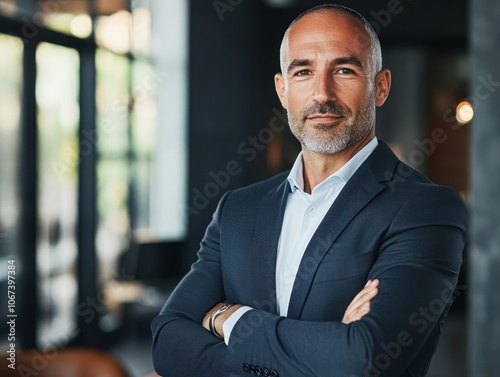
top-left (286, 142), bottom-right (398, 319)
top-left (248, 179), bottom-right (289, 314)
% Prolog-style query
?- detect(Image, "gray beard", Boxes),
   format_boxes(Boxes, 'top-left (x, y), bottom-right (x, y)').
top-left (288, 95), bottom-right (376, 155)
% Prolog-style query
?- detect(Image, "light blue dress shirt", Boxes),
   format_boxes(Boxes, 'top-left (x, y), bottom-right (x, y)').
top-left (223, 137), bottom-right (379, 344)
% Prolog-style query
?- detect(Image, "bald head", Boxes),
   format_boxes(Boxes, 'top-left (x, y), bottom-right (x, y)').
top-left (279, 4), bottom-right (382, 78)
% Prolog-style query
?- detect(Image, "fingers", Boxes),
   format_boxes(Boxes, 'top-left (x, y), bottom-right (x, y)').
top-left (347, 279), bottom-right (379, 314)
top-left (342, 279), bottom-right (379, 324)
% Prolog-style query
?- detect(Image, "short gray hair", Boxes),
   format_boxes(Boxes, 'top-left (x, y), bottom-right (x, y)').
top-left (279, 4), bottom-right (382, 77)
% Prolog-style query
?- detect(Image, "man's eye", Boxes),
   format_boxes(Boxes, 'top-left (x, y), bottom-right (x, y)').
top-left (295, 70), bottom-right (311, 76)
top-left (337, 68), bottom-right (354, 75)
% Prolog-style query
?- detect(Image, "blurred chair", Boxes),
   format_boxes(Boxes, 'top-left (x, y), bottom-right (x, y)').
top-left (113, 240), bottom-right (185, 340)
top-left (119, 240), bottom-right (185, 285)
top-left (0, 348), bottom-right (131, 377)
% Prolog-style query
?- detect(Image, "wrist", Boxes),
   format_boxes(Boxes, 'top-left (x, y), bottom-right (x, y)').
top-left (209, 303), bottom-right (234, 339)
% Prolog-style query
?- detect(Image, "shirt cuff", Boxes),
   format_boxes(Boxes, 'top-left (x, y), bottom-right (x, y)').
top-left (223, 306), bottom-right (253, 345)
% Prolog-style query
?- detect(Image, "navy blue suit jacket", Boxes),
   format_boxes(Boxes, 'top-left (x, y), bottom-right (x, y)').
top-left (152, 141), bottom-right (467, 377)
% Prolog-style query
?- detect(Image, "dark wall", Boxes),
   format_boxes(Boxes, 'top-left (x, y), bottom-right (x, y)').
top-left (187, 1), bottom-right (294, 262)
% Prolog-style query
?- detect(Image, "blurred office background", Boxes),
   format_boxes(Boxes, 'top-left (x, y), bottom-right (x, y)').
top-left (0, 0), bottom-right (498, 376)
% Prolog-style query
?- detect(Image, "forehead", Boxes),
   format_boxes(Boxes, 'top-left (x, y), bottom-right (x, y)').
top-left (285, 12), bottom-right (371, 64)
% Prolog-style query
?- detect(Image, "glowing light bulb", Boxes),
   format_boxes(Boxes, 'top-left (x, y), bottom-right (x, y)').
top-left (456, 101), bottom-right (474, 125)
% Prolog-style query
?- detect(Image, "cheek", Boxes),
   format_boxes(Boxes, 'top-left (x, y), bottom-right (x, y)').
top-left (286, 85), bottom-right (310, 112)
top-left (337, 85), bottom-right (371, 111)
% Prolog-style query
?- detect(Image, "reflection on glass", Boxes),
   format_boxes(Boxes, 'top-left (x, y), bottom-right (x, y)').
top-left (131, 161), bottom-right (150, 231)
top-left (36, 1), bottom-right (90, 36)
top-left (70, 14), bottom-right (92, 38)
top-left (96, 160), bottom-right (129, 283)
top-left (132, 59), bottom-right (157, 156)
top-left (96, 48), bottom-right (131, 317)
top-left (36, 42), bottom-right (79, 348)
top-left (96, 49), bottom-right (130, 155)
top-left (95, 11), bottom-right (131, 54)
top-left (0, 34), bottom-right (22, 261)
top-left (131, 59), bottom-right (157, 231)
top-left (131, 4), bottom-right (151, 56)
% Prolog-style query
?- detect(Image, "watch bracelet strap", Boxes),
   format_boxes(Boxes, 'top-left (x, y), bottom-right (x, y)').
top-left (210, 303), bottom-right (233, 339)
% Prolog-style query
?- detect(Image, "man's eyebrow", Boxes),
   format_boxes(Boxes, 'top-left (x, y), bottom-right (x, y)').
top-left (286, 56), bottom-right (365, 74)
top-left (333, 56), bottom-right (364, 69)
top-left (286, 59), bottom-right (313, 73)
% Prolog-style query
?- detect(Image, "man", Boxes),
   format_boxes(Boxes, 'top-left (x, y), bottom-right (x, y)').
top-left (152, 4), bottom-right (467, 377)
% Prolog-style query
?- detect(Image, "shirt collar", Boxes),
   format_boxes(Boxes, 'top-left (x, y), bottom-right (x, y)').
top-left (287, 137), bottom-right (379, 193)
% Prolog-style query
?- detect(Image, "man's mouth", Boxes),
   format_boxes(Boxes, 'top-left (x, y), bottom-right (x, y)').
top-left (306, 114), bottom-right (343, 123)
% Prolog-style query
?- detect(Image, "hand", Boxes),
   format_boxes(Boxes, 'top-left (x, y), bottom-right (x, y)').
top-left (342, 279), bottom-right (379, 324)
top-left (202, 301), bottom-right (242, 339)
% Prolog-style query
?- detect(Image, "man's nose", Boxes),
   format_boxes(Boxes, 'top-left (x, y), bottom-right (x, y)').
top-left (312, 72), bottom-right (336, 103)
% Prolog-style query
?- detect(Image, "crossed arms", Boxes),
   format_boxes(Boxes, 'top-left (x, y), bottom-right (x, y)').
top-left (201, 279), bottom-right (380, 341)
top-left (152, 185), bottom-right (467, 377)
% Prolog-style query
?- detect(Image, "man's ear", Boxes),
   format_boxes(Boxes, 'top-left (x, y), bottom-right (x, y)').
top-left (274, 73), bottom-right (287, 109)
top-left (374, 68), bottom-right (391, 107)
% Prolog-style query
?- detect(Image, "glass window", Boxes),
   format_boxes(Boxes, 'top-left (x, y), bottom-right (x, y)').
top-left (36, 42), bottom-right (80, 348)
top-left (36, 1), bottom-right (92, 37)
top-left (96, 48), bottom-right (131, 297)
top-left (96, 160), bottom-right (129, 283)
top-left (0, 33), bottom-right (22, 264)
top-left (95, 11), bottom-right (132, 54)
top-left (131, 0), bottom-right (151, 57)
top-left (96, 49), bottom-right (130, 155)
top-left (0, 34), bottom-right (22, 349)
top-left (149, 0), bottom-right (188, 239)
top-left (131, 59), bottom-right (157, 231)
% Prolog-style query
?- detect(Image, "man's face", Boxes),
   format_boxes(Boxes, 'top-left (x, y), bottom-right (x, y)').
top-left (275, 12), bottom-right (387, 155)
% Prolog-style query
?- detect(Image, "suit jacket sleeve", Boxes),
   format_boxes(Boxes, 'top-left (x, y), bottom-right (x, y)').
top-left (225, 185), bottom-right (467, 377)
top-left (151, 192), bottom-right (232, 377)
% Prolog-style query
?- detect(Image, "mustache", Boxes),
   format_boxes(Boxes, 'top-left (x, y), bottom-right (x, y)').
top-left (302, 102), bottom-right (350, 119)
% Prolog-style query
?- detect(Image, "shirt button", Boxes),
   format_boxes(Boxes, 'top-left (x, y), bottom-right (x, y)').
top-left (309, 208), bottom-right (316, 217)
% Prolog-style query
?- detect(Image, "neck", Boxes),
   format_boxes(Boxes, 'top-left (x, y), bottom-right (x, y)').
top-left (302, 132), bottom-right (374, 194)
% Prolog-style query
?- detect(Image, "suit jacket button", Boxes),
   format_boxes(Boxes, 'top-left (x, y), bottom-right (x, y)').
top-left (255, 366), bottom-right (262, 375)
top-left (243, 363), bottom-right (250, 372)
top-left (262, 368), bottom-right (270, 377)
top-left (270, 371), bottom-right (279, 377)
top-left (250, 365), bottom-right (256, 373)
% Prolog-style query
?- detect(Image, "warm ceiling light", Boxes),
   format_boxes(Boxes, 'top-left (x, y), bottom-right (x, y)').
top-left (70, 14), bottom-right (92, 38)
top-left (456, 101), bottom-right (474, 125)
